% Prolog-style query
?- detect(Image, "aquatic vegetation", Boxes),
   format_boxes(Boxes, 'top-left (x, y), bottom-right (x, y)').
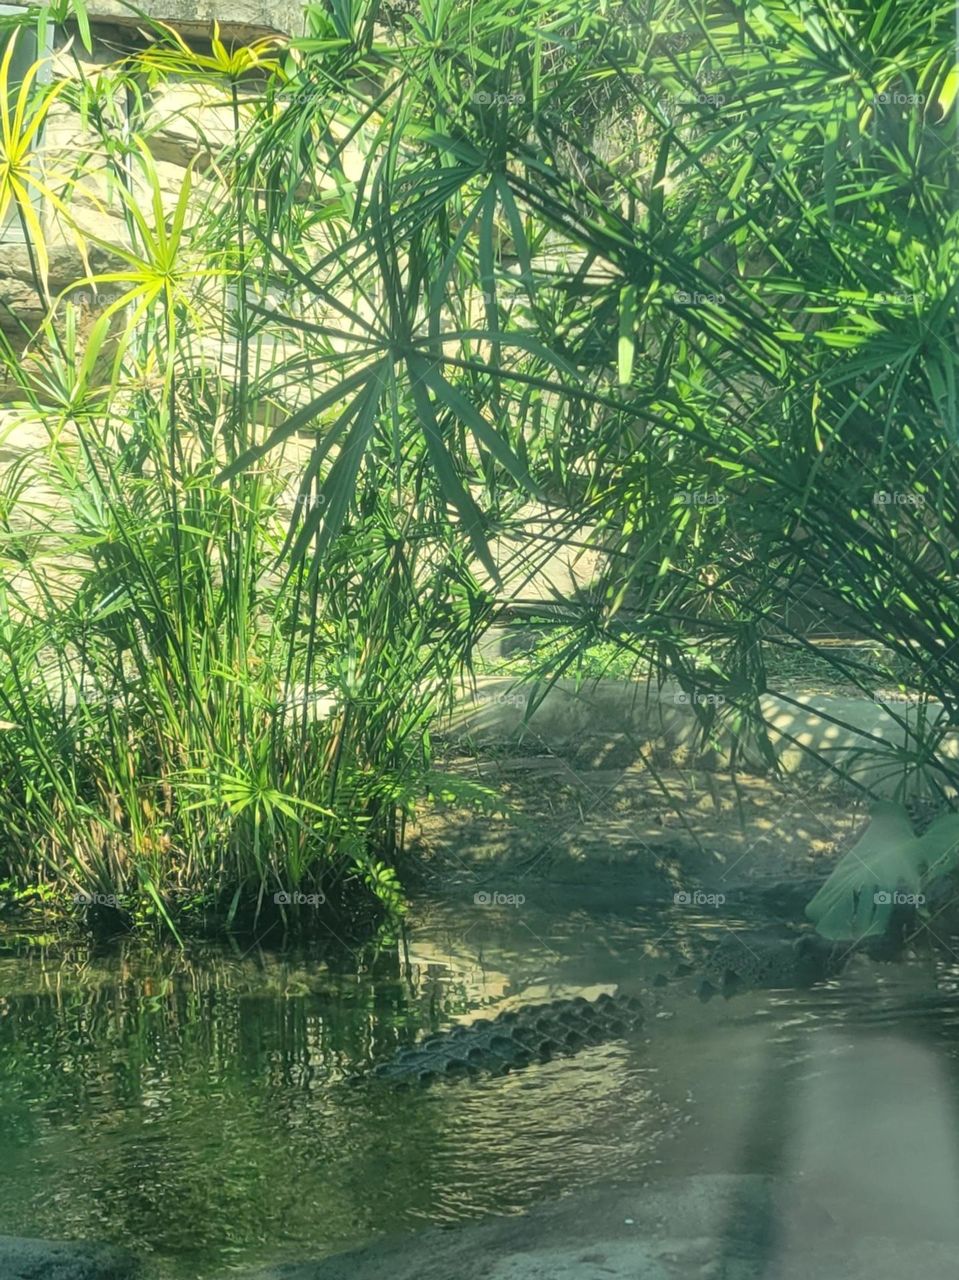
top-left (0, 341), bottom-right (494, 931)
top-left (0, 21), bottom-right (495, 934)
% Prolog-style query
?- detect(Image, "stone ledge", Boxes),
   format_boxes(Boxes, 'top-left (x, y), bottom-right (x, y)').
top-left (445, 677), bottom-right (959, 795)
top-left (87, 0), bottom-right (306, 39)
top-left (224, 1169), bottom-right (959, 1280)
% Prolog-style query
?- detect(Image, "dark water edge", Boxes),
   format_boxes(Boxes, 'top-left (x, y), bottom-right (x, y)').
top-left (2, 893), bottom-right (959, 1278)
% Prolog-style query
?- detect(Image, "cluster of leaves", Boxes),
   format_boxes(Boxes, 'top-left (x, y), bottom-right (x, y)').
top-left (1, 0), bottom-right (957, 935)
top-left (237, 0), bottom-right (959, 801)
top-left (806, 803), bottom-right (959, 941)
top-left (0, 3), bottom-right (500, 937)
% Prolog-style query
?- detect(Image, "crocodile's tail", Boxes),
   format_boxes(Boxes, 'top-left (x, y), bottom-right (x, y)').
top-left (364, 992), bottom-right (643, 1085)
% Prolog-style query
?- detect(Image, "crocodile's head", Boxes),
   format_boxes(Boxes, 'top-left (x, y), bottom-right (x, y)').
top-left (697, 931), bottom-right (845, 1000)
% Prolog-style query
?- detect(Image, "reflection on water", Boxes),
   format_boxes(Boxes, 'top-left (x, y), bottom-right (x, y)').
top-left (2, 895), bottom-right (959, 1278)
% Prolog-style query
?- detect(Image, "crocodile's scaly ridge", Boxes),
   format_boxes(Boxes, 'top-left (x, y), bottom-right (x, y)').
top-left (361, 930), bottom-right (850, 1087)
top-left (366, 992), bottom-right (643, 1085)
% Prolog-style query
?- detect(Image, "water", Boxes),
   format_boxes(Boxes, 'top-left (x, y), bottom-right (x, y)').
top-left (2, 893), bottom-right (959, 1277)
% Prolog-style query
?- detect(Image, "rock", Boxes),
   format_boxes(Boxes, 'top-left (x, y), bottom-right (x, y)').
top-left (229, 1170), bottom-right (959, 1280)
top-left (85, 0), bottom-right (306, 38)
top-left (0, 1235), bottom-right (140, 1279)
top-left (0, 240), bottom-right (116, 338)
top-left (219, 1176), bottom-right (787, 1279)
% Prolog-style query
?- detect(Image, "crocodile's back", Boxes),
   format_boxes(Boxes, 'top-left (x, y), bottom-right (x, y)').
top-left (365, 992), bottom-right (644, 1085)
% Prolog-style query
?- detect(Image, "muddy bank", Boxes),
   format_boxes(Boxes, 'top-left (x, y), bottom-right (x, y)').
top-left (409, 754), bottom-right (865, 895)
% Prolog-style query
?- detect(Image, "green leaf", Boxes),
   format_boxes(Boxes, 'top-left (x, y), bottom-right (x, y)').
top-left (417, 364), bottom-right (544, 498)
top-left (806, 805), bottom-right (959, 941)
top-left (70, 0), bottom-right (93, 53)
top-left (407, 354), bottom-right (499, 583)
top-left (295, 375), bottom-right (382, 573)
top-left (936, 64), bottom-right (959, 120)
top-left (618, 283), bottom-right (638, 385)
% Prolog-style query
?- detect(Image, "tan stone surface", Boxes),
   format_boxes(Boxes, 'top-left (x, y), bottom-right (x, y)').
top-left (410, 750), bottom-right (864, 885)
top-left (87, 0), bottom-right (306, 38)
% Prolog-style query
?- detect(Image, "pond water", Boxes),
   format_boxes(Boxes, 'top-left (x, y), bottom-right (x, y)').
top-left (2, 890), bottom-right (959, 1278)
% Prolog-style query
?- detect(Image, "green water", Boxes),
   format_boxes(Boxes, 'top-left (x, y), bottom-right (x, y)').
top-left (2, 893), bottom-right (959, 1278)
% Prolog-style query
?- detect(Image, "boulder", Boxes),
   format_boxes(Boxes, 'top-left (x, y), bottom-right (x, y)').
top-left (222, 1173), bottom-right (959, 1279)
top-left (0, 1235), bottom-right (141, 1279)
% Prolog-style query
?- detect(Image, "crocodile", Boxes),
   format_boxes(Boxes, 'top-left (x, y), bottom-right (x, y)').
top-left (361, 804), bottom-right (958, 1088)
top-left (364, 992), bottom-right (644, 1086)
top-left (362, 930), bottom-right (847, 1086)
top-left (695, 930), bottom-right (849, 999)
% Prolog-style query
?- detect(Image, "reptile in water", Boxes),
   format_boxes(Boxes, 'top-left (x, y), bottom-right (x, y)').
top-left (363, 992), bottom-right (644, 1086)
top-left (360, 931), bottom-right (846, 1086)
top-left (695, 930), bottom-right (848, 999)
top-left (360, 801), bottom-right (956, 1087)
